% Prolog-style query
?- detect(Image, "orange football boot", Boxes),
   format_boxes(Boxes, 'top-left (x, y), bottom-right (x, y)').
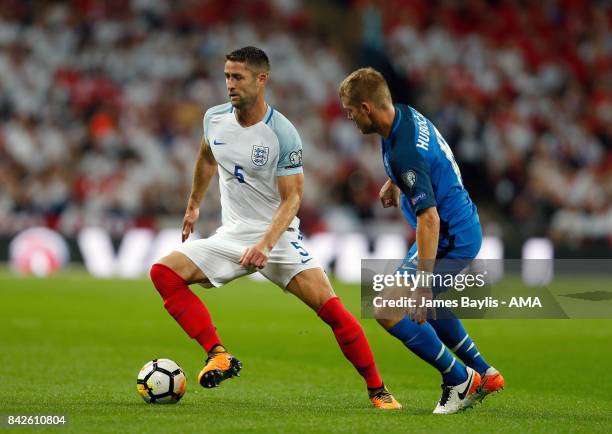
top-left (369, 386), bottom-right (402, 410)
top-left (477, 367), bottom-right (504, 401)
top-left (198, 351), bottom-right (242, 388)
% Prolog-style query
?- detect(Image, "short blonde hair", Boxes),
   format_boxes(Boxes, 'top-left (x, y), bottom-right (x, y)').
top-left (339, 67), bottom-right (392, 108)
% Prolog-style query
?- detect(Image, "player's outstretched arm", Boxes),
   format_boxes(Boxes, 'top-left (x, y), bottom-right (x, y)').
top-left (239, 173), bottom-right (303, 269)
top-left (182, 138), bottom-right (217, 242)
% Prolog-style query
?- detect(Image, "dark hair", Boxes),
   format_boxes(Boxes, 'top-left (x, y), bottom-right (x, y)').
top-left (225, 46), bottom-right (270, 72)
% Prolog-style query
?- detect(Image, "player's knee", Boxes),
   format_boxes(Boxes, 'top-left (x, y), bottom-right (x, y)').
top-left (150, 262), bottom-right (186, 300)
top-left (155, 253), bottom-right (178, 271)
top-left (155, 252), bottom-right (209, 284)
top-left (376, 317), bottom-right (400, 330)
top-left (372, 305), bottom-right (384, 320)
top-left (373, 303), bottom-right (395, 324)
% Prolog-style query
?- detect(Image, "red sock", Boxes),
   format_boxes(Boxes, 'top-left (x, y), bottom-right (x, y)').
top-left (150, 264), bottom-right (222, 353)
top-left (318, 297), bottom-right (383, 389)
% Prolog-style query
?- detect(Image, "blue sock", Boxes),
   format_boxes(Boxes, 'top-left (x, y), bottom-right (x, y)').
top-left (388, 316), bottom-right (468, 385)
top-left (428, 309), bottom-right (491, 375)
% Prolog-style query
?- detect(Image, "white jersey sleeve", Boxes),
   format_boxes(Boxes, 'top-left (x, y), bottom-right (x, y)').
top-left (267, 113), bottom-right (304, 176)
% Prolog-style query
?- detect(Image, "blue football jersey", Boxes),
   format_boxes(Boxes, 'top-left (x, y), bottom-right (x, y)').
top-left (381, 104), bottom-right (480, 242)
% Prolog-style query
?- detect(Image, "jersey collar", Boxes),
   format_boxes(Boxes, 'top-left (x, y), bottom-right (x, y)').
top-left (230, 104), bottom-right (274, 127)
top-left (263, 104), bottom-right (274, 124)
top-left (382, 104), bottom-right (402, 147)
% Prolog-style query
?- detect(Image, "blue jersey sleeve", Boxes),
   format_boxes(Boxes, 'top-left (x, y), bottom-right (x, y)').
top-left (390, 127), bottom-right (436, 215)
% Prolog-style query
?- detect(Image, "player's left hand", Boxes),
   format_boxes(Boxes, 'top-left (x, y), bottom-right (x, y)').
top-left (240, 242), bottom-right (270, 269)
top-left (408, 286), bottom-right (436, 324)
top-left (379, 180), bottom-right (400, 208)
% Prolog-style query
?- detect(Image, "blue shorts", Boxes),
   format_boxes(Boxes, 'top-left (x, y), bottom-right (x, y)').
top-left (398, 223), bottom-right (482, 295)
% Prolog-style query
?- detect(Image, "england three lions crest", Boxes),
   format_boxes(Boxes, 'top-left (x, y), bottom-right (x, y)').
top-left (251, 145), bottom-right (269, 166)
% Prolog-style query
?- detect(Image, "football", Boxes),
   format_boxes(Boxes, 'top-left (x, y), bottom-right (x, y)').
top-left (136, 359), bottom-right (186, 404)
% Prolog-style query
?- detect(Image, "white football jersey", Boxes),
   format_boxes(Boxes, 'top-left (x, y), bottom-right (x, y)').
top-left (203, 103), bottom-right (303, 237)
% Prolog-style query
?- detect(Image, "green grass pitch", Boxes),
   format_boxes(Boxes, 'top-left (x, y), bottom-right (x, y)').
top-left (1, 270), bottom-right (611, 433)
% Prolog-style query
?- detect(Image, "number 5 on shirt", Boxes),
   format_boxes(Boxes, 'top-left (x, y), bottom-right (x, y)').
top-left (234, 165), bottom-right (245, 183)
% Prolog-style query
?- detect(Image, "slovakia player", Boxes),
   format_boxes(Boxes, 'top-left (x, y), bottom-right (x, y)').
top-left (149, 48), bottom-right (400, 409)
top-left (339, 68), bottom-right (504, 414)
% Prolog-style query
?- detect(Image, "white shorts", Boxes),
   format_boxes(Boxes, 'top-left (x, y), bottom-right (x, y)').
top-left (175, 229), bottom-right (321, 289)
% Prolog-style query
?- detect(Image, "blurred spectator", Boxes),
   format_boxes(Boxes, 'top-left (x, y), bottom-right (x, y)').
top-left (359, 0), bottom-right (611, 246)
top-left (0, 0), bottom-right (610, 250)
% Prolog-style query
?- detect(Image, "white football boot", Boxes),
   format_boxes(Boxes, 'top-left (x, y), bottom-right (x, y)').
top-left (433, 366), bottom-right (481, 414)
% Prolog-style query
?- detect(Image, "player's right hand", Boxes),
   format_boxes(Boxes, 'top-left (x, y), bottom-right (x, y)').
top-left (408, 286), bottom-right (436, 324)
top-left (239, 241), bottom-right (270, 269)
top-left (181, 205), bottom-right (200, 242)
top-left (379, 180), bottom-right (400, 208)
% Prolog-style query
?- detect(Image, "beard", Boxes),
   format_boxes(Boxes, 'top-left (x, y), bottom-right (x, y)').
top-left (356, 119), bottom-right (376, 134)
top-left (229, 90), bottom-right (257, 110)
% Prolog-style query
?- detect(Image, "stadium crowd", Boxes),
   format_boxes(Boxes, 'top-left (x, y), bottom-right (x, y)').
top-left (0, 0), bottom-right (610, 248)
top-left (369, 0), bottom-right (612, 245)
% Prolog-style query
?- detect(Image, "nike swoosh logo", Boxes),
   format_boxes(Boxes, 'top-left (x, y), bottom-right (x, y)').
top-left (213, 139), bottom-right (226, 145)
top-left (457, 371), bottom-right (474, 400)
top-left (301, 258), bottom-right (313, 264)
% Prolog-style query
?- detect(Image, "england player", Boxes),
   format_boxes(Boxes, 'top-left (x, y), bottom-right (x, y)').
top-left (149, 48), bottom-right (400, 409)
top-left (339, 68), bottom-right (504, 414)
